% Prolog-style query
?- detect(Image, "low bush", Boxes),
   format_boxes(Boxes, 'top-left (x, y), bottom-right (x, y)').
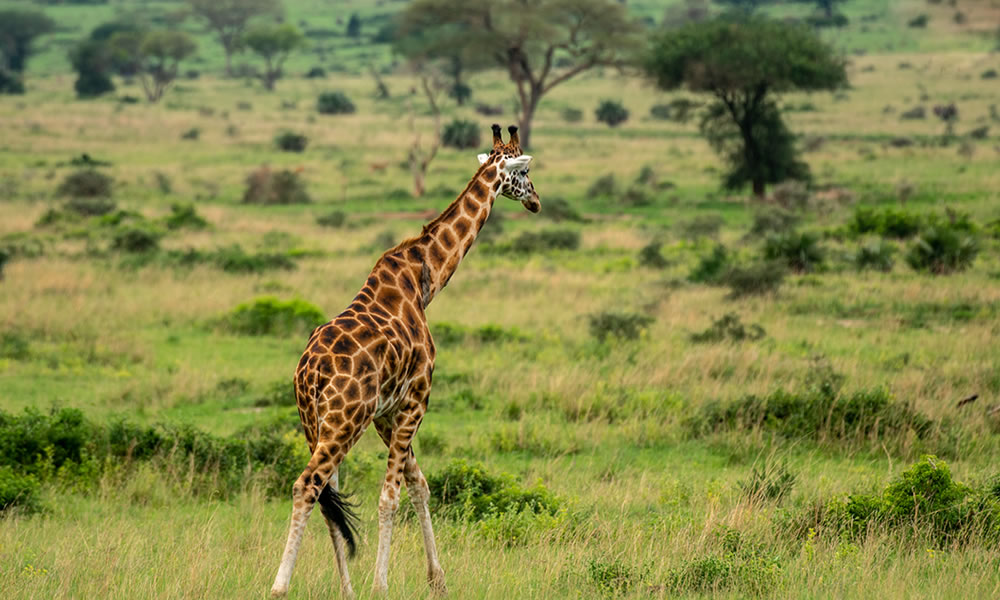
top-left (688, 244), bottom-right (730, 284)
top-left (560, 107), bottom-right (583, 123)
top-left (317, 91), bottom-right (356, 115)
top-left (586, 311), bottom-right (653, 342)
top-left (637, 241), bottom-right (669, 269)
top-left (748, 207), bottom-right (799, 237)
top-left (813, 456), bottom-right (1000, 545)
top-left (619, 185), bottom-right (653, 207)
top-left (690, 313), bottom-right (765, 343)
top-left (723, 261), bottom-right (786, 298)
top-left (906, 225), bottom-right (979, 274)
top-left (111, 226), bottom-right (162, 253)
top-left (0, 467), bottom-right (41, 515)
top-left (763, 231), bottom-right (824, 273)
top-left (57, 169), bottom-right (113, 199)
top-left (662, 543), bottom-right (780, 596)
top-left (243, 167), bottom-right (311, 204)
top-left (507, 229), bottom-right (580, 253)
top-left (316, 210), bottom-right (347, 228)
top-left (649, 103), bottom-right (673, 120)
top-left (540, 197), bottom-right (583, 223)
top-left (0, 407), bottom-right (305, 502)
top-left (441, 119), bottom-right (481, 149)
top-left (274, 131), bottom-right (308, 152)
top-left (223, 296), bottom-right (325, 336)
top-left (426, 459), bottom-right (562, 522)
top-left (304, 66), bottom-right (326, 78)
top-left (595, 100), bottom-right (628, 127)
top-left (687, 385), bottom-right (936, 452)
top-left (678, 214), bottom-right (725, 240)
top-left (163, 203), bottom-right (209, 230)
top-left (854, 238), bottom-right (895, 272)
top-left (739, 462), bottom-right (795, 503)
top-left (587, 174), bottom-right (617, 198)
top-left (587, 558), bottom-right (649, 595)
top-left (180, 128), bottom-right (200, 140)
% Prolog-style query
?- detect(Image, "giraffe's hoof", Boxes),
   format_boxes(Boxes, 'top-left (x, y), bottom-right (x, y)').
top-left (429, 569), bottom-right (447, 596)
top-left (269, 586), bottom-right (288, 599)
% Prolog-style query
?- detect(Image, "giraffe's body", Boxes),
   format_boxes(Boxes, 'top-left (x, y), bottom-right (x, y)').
top-left (270, 125), bottom-right (539, 598)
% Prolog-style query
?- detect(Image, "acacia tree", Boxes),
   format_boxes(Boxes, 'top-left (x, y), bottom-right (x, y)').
top-left (112, 31), bottom-right (197, 102)
top-left (0, 10), bottom-right (54, 93)
top-left (644, 17), bottom-right (846, 197)
top-left (187, 0), bottom-right (279, 77)
top-left (242, 23), bottom-right (304, 90)
top-left (399, 0), bottom-right (641, 148)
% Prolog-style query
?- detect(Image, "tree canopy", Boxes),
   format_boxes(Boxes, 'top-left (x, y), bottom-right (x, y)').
top-left (644, 17), bottom-right (846, 196)
top-left (242, 23), bottom-right (305, 90)
top-left (0, 10), bottom-right (55, 77)
top-left (398, 0), bottom-right (642, 148)
top-left (110, 30), bottom-right (197, 102)
top-left (187, 0), bottom-right (279, 77)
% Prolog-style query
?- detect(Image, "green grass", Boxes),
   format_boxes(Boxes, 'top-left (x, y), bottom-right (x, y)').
top-left (2, 1), bottom-right (1000, 598)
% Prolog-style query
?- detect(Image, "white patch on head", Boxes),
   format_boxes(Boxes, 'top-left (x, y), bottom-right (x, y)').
top-left (504, 155), bottom-right (532, 173)
top-left (477, 153), bottom-right (489, 165)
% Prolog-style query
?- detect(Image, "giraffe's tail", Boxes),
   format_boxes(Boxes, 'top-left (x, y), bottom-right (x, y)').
top-left (318, 484), bottom-right (360, 557)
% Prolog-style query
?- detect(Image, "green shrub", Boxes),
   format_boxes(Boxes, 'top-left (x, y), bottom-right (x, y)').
top-left (595, 100), bottom-right (628, 127)
top-left (253, 379), bottom-right (295, 407)
top-left (817, 456), bottom-right (1000, 544)
top-left (111, 226), bottom-right (162, 253)
top-left (690, 313), bottom-right (765, 343)
top-left (763, 231), bottom-right (824, 273)
top-left (848, 207), bottom-right (922, 239)
top-left (180, 127), bottom-right (200, 140)
top-left (274, 131), bottom-right (308, 152)
top-left (748, 207), bottom-right (800, 237)
top-left (430, 322), bottom-right (467, 346)
top-left (0, 467), bottom-right (41, 515)
top-left (57, 169), bottom-right (113, 199)
top-left (305, 66), bottom-right (326, 78)
top-left (163, 203), bottom-right (209, 230)
top-left (541, 197), bottom-right (583, 223)
top-left (638, 240), bottom-right (669, 269)
top-left (723, 261), bottom-right (786, 298)
top-left (649, 103), bottom-right (673, 120)
top-left (316, 91), bottom-right (356, 114)
top-left (316, 210), bottom-right (347, 228)
top-left (908, 14), bottom-right (929, 28)
top-left (906, 226), bottom-right (979, 274)
top-left (619, 185), bottom-right (653, 207)
top-left (508, 230), bottom-right (580, 253)
top-left (587, 173), bottom-right (617, 198)
top-left (0, 69), bottom-right (25, 94)
top-left (678, 214), bottom-right (725, 240)
top-left (0, 249), bottom-right (8, 281)
top-left (242, 166), bottom-right (311, 204)
top-left (688, 386), bottom-right (936, 451)
top-left (224, 296), bottom-right (325, 336)
top-left (663, 547), bottom-right (780, 595)
top-left (426, 459), bottom-right (562, 522)
top-left (855, 238), bottom-right (895, 272)
top-left (560, 106), bottom-right (583, 123)
top-left (739, 462), bottom-right (795, 503)
top-left (688, 244), bottom-right (730, 284)
top-left (587, 558), bottom-right (649, 595)
top-left (441, 119), bottom-right (481, 149)
top-left (586, 311), bottom-right (653, 342)
top-left (0, 407), bottom-right (95, 476)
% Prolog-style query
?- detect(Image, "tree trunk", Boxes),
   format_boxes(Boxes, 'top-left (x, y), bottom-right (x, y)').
top-left (518, 93), bottom-right (539, 150)
top-left (224, 48), bottom-right (233, 78)
top-left (752, 178), bottom-right (765, 198)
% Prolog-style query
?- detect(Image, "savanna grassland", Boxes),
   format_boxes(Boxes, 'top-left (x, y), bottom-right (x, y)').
top-left (2, 0), bottom-right (1000, 598)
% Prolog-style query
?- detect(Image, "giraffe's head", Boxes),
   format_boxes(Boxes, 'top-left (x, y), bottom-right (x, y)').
top-left (478, 124), bottom-right (540, 214)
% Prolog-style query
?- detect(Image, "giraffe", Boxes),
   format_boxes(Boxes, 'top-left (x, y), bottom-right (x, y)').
top-left (270, 124), bottom-right (540, 598)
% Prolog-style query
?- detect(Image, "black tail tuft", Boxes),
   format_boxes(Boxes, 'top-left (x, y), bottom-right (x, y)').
top-left (317, 484), bottom-right (360, 557)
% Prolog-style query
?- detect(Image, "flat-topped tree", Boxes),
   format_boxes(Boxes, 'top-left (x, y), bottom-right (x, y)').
top-left (242, 23), bottom-right (305, 91)
top-left (643, 16), bottom-right (846, 197)
top-left (399, 0), bottom-right (642, 148)
top-left (0, 9), bottom-right (54, 92)
top-left (110, 31), bottom-right (197, 102)
top-left (187, 0), bottom-right (279, 77)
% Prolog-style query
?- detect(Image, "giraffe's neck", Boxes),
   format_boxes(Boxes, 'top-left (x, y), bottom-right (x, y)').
top-left (405, 163), bottom-right (502, 308)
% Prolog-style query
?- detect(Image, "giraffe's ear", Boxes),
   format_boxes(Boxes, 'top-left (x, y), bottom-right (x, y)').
top-left (504, 155), bottom-right (532, 173)
top-left (477, 153), bottom-right (489, 165)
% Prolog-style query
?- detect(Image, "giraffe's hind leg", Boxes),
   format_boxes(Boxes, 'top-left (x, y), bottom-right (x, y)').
top-left (270, 436), bottom-right (359, 598)
top-left (403, 449), bottom-right (446, 594)
top-left (319, 470), bottom-right (358, 599)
